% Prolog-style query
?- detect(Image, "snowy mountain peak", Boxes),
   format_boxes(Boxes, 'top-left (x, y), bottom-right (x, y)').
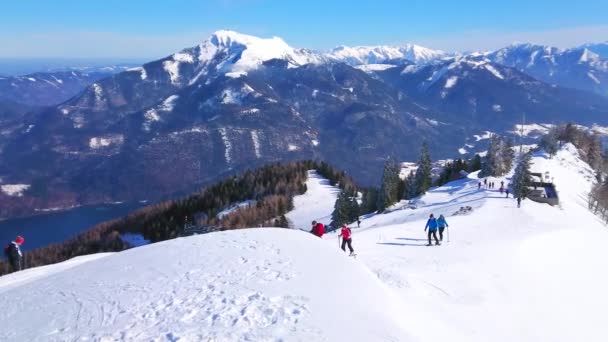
top-left (163, 30), bottom-right (324, 80)
top-left (327, 44), bottom-right (446, 65)
top-left (207, 29), bottom-right (285, 50)
top-left (577, 48), bottom-right (601, 63)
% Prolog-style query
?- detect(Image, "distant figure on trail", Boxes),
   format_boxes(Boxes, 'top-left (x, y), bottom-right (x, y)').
top-left (437, 215), bottom-right (449, 242)
top-left (424, 214), bottom-right (440, 246)
top-left (311, 221), bottom-right (325, 238)
top-left (506, 189), bottom-right (510, 198)
top-left (478, 182), bottom-right (482, 190)
top-left (357, 219), bottom-right (361, 228)
top-left (339, 224), bottom-right (355, 256)
top-left (517, 197), bottom-right (521, 208)
top-left (4, 235), bottom-right (24, 273)
top-left (484, 179), bottom-right (488, 188)
top-left (501, 180), bottom-right (504, 188)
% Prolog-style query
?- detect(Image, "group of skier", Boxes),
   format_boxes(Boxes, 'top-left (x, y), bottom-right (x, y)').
top-left (424, 214), bottom-right (449, 246)
top-left (310, 220), bottom-right (356, 256)
top-left (3, 235), bottom-right (25, 273)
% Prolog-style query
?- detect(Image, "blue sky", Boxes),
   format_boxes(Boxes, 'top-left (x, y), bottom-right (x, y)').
top-left (1, 0), bottom-right (607, 58)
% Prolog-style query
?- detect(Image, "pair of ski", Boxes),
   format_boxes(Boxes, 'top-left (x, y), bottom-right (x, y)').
top-left (426, 243), bottom-right (441, 246)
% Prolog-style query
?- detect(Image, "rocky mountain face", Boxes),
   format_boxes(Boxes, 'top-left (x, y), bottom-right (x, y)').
top-left (1, 31), bottom-right (608, 219)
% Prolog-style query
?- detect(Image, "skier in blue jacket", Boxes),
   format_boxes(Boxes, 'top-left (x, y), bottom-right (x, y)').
top-left (437, 214), bottom-right (448, 241)
top-left (424, 214), bottom-right (440, 246)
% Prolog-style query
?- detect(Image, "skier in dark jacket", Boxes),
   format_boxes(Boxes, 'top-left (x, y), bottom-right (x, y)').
top-left (339, 224), bottom-right (355, 255)
top-left (517, 197), bottom-right (522, 208)
top-left (437, 215), bottom-right (449, 241)
top-left (311, 221), bottom-right (325, 238)
top-left (424, 214), bottom-right (440, 246)
top-left (4, 235), bottom-right (24, 273)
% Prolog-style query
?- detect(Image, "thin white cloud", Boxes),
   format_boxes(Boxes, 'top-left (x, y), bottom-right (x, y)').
top-left (413, 25), bottom-right (608, 53)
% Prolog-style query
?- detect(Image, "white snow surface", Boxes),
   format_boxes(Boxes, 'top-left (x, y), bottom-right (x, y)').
top-left (3, 145), bottom-right (608, 341)
top-left (444, 76), bottom-right (458, 89)
top-left (354, 63), bottom-right (398, 72)
top-left (218, 127), bottom-right (232, 165)
top-left (286, 170), bottom-right (339, 230)
top-left (251, 130), bottom-right (261, 158)
top-left (510, 123), bottom-right (554, 137)
top-left (1, 184), bottom-right (30, 197)
top-left (0, 229), bottom-right (408, 341)
top-left (473, 130), bottom-right (494, 141)
top-left (217, 200), bottom-right (257, 219)
top-left (89, 135), bottom-right (124, 149)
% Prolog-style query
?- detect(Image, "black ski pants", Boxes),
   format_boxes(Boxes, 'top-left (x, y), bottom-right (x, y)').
top-left (341, 238), bottom-right (354, 253)
top-left (8, 256), bottom-right (22, 273)
top-left (438, 227), bottom-right (446, 241)
top-left (428, 230), bottom-right (439, 245)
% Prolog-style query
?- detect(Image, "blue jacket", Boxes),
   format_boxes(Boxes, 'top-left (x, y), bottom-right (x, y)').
top-left (425, 218), bottom-right (438, 232)
top-left (437, 216), bottom-right (448, 228)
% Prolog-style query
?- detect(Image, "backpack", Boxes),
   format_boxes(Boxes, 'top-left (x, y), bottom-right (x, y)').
top-left (4, 243), bottom-right (12, 258)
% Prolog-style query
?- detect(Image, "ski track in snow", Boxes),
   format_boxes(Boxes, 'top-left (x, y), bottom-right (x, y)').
top-left (285, 170), bottom-right (340, 230)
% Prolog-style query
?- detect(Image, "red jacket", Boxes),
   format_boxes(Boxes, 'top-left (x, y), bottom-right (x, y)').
top-left (312, 223), bottom-right (325, 237)
top-left (340, 227), bottom-right (352, 239)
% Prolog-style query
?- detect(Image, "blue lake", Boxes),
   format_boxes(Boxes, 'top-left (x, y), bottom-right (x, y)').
top-left (0, 203), bottom-right (144, 252)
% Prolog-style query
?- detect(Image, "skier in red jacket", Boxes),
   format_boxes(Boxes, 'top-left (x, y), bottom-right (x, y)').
top-left (339, 224), bottom-right (355, 255)
top-left (311, 221), bottom-right (325, 237)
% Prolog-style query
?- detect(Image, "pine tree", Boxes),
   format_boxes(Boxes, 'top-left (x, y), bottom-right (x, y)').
top-left (512, 152), bottom-right (533, 199)
top-left (377, 157), bottom-right (401, 211)
top-left (539, 131), bottom-right (558, 158)
top-left (469, 154), bottom-right (482, 172)
top-left (480, 134), bottom-right (499, 177)
top-left (414, 142), bottom-right (433, 195)
top-left (332, 187), bottom-right (360, 228)
top-left (587, 135), bottom-right (602, 171)
top-left (403, 171), bottom-right (417, 200)
top-left (361, 188), bottom-right (379, 214)
top-left (501, 138), bottom-right (515, 173)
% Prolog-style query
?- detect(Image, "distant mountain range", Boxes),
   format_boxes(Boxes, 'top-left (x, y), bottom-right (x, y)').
top-left (0, 71), bottom-right (113, 107)
top-left (1, 30), bottom-right (607, 219)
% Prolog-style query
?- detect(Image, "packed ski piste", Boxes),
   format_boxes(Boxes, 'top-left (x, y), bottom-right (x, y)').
top-left (1, 144), bottom-right (608, 341)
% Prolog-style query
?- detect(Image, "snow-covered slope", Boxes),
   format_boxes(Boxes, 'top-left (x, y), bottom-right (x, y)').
top-left (339, 144), bottom-right (608, 341)
top-left (328, 44), bottom-right (446, 65)
top-left (2, 144), bottom-right (608, 341)
top-left (0, 229), bottom-right (410, 341)
top-left (285, 170), bottom-right (340, 230)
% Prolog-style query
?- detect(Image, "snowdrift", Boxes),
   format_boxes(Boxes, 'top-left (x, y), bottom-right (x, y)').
top-left (0, 229), bottom-right (411, 341)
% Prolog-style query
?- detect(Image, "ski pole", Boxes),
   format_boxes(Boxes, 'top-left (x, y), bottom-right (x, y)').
top-left (447, 226), bottom-right (450, 243)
